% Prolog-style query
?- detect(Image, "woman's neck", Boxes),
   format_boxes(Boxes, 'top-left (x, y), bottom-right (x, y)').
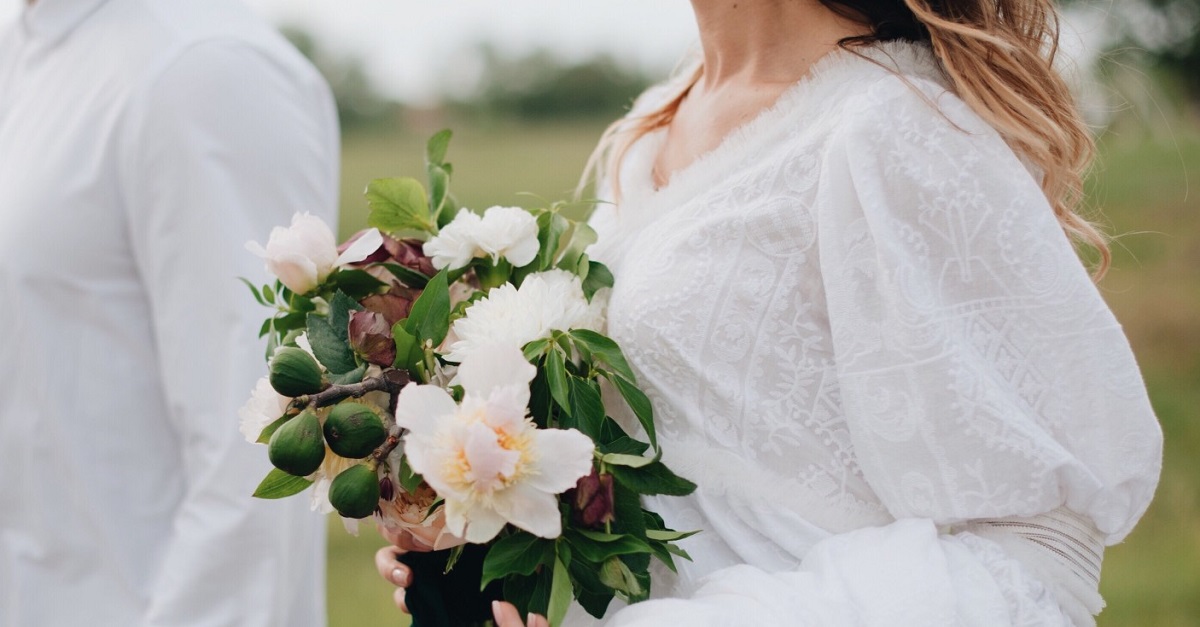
top-left (688, 0), bottom-right (870, 88)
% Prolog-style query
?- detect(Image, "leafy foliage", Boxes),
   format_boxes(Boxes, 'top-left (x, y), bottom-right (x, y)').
top-left (243, 130), bottom-right (696, 626)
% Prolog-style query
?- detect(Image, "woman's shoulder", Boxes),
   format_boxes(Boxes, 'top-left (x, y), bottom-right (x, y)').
top-left (829, 41), bottom-right (1000, 148)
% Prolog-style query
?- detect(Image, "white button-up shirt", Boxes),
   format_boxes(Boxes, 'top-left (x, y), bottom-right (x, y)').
top-left (0, 0), bottom-right (339, 625)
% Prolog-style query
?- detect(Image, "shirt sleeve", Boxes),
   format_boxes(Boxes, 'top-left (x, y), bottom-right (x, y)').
top-left (116, 38), bottom-right (339, 627)
top-left (591, 75), bottom-right (1162, 627)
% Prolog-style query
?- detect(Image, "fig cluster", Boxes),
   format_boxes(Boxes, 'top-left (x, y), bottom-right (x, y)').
top-left (264, 349), bottom-right (390, 518)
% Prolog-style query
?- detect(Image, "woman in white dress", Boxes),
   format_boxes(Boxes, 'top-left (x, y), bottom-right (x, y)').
top-left (377, 0), bottom-right (1163, 625)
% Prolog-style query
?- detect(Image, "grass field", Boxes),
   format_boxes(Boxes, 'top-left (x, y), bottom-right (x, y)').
top-left (326, 120), bottom-right (1200, 626)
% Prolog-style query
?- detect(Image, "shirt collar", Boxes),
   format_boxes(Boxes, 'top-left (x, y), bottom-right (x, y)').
top-left (22, 0), bottom-right (111, 43)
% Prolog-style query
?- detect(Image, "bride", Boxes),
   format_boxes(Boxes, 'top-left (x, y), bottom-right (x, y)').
top-left (377, 0), bottom-right (1162, 625)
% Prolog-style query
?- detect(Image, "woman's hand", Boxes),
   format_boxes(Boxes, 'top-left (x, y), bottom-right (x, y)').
top-left (491, 601), bottom-right (548, 627)
top-left (375, 524), bottom-right (547, 625)
top-left (374, 543), bottom-right (414, 613)
top-left (374, 526), bottom-right (436, 613)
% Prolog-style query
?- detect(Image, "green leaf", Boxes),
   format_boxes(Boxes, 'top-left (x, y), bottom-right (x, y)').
top-left (329, 363), bottom-right (367, 386)
top-left (435, 195), bottom-right (461, 230)
top-left (366, 177), bottom-right (433, 234)
top-left (569, 330), bottom-right (636, 382)
top-left (566, 530), bottom-right (653, 563)
top-left (481, 532), bottom-right (554, 590)
top-left (426, 129), bottom-right (452, 165)
top-left (522, 337), bottom-right (552, 361)
top-left (428, 163), bottom-right (451, 219)
top-left (545, 348), bottom-right (571, 414)
top-left (258, 317), bottom-right (273, 339)
top-left (568, 559), bottom-right (615, 618)
top-left (610, 375), bottom-right (657, 450)
top-left (398, 454), bottom-right (423, 493)
top-left (666, 543), bottom-right (692, 561)
top-left (610, 482), bottom-right (647, 539)
top-left (262, 283), bottom-right (276, 305)
top-left (556, 222), bottom-right (598, 273)
top-left (647, 541), bottom-right (678, 573)
top-left (264, 326), bottom-right (279, 361)
top-left (329, 291), bottom-right (364, 337)
top-left (598, 557), bottom-right (643, 597)
top-left (645, 529), bottom-right (700, 542)
top-left (239, 277), bottom-right (268, 306)
top-left (252, 468), bottom-right (313, 499)
top-left (601, 453), bottom-right (656, 469)
top-left (306, 312), bottom-right (358, 374)
top-left (391, 322), bottom-right (421, 372)
top-left (546, 554), bottom-right (573, 627)
top-left (581, 261), bottom-right (614, 300)
top-left (528, 368), bottom-right (552, 428)
top-left (609, 462), bottom-right (697, 496)
top-left (403, 269), bottom-right (451, 346)
top-left (277, 307), bottom-right (310, 327)
top-left (255, 414), bottom-right (290, 444)
top-left (537, 211), bottom-right (570, 271)
top-left (328, 269), bottom-right (387, 300)
top-left (527, 569), bottom-right (553, 618)
top-left (599, 436), bottom-right (649, 457)
top-left (568, 377), bottom-right (606, 439)
top-left (380, 263), bottom-right (430, 289)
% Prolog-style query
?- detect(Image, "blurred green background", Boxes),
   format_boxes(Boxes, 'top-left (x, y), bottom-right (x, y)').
top-left (292, 20), bottom-right (1200, 627)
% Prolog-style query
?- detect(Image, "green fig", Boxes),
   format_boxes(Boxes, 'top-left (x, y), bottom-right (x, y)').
top-left (323, 402), bottom-right (387, 459)
top-left (328, 464), bottom-right (381, 519)
top-left (268, 410), bottom-right (325, 476)
top-left (268, 347), bottom-right (325, 397)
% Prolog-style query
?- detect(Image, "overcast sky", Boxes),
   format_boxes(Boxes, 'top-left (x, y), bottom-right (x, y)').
top-left (1, 1), bottom-right (700, 103)
top-left (2, 1), bottom-right (1117, 106)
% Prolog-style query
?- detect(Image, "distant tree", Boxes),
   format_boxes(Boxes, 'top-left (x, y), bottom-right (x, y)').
top-left (1105, 0), bottom-right (1200, 104)
top-left (1143, 0), bottom-right (1200, 101)
top-left (281, 27), bottom-right (401, 131)
top-left (465, 47), bottom-right (653, 121)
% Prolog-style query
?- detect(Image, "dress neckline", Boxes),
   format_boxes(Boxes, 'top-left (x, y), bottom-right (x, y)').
top-left (624, 40), bottom-right (942, 208)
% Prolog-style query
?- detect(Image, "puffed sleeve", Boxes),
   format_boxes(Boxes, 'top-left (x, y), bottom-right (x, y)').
top-left (817, 74), bottom-right (1161, 543)
top-left (116, 39), bottom-right (338, 627)
top-left (586, 75), bottom-right (1161, 627)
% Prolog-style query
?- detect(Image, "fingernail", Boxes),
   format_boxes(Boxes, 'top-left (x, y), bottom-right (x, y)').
top-left (392, 567), bottom-right (408, 586)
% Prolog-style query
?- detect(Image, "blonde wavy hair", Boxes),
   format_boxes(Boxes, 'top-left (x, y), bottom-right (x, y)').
top-left (581, 0), bottom-right (1110, 275)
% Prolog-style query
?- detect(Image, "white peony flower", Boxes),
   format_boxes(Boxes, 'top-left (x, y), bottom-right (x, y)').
top-left (393, 344), bottom-right (595, 543)
top-left (444, 269), bottom-right (603, 364)
top-left (246, 213), bottom-right (382, 294)
top-left (474, 206), bottom-right (539, 268)
top-left (423, 210), bottom-right (482, 271)
top-left (238, 377), bottom-right (291, 444)
top-left (422, 206), bottom-right (539, 271)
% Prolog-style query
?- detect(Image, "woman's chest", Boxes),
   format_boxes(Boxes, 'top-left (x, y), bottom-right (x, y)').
top-left (602, 135), bottom-right (829, 364)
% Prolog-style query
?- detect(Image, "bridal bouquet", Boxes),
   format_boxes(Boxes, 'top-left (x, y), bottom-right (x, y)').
top-left (238, 131), bottom-right (696, 626)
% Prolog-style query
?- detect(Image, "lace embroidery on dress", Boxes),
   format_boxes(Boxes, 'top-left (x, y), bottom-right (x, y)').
top-left (578, 39), bottom-right (1161, 627)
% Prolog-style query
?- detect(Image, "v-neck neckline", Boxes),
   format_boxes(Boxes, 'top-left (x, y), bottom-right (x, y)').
top-left (643, 45), bottom-right (853, 196)
top-left (591, 40), bottom-right (942, 272)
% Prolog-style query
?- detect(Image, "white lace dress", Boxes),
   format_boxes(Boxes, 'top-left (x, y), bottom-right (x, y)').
top-left (572, 41), bottom-right (1162, 626)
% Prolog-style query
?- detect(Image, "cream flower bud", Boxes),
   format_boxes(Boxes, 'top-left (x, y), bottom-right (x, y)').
top-left (246, 213), bottom-right (339, 294)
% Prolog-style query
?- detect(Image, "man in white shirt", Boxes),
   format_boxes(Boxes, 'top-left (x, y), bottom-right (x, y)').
top-left (0, 0), bottom-right (338, 625)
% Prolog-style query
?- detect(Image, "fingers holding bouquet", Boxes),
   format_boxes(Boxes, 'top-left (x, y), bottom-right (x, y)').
top-left (374, 544), bottom-right (412, 612)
